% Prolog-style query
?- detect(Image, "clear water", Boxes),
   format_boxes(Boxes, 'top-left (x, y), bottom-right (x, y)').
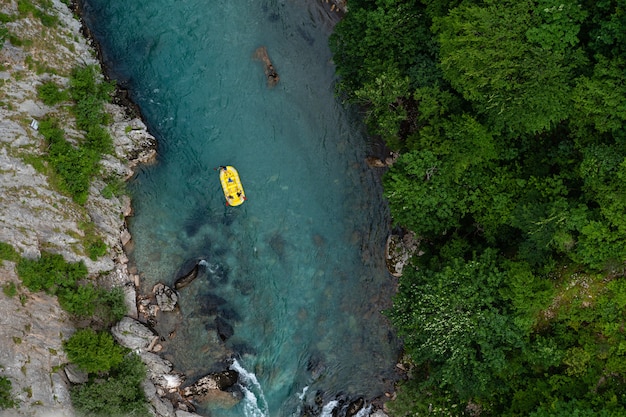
top-left (80, 0), bottom-right (400, 416)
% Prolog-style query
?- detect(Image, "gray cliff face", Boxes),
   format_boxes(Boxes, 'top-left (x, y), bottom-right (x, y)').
top-left (0, 0), bottom-right (155, 415)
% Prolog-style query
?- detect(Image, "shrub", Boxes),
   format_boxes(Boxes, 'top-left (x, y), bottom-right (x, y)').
top-left (92, 287), bottom-right (127, 328)
top-left (101, 177), bottom-right (127, 199)
top-left (70, 354), bottom-right (150, 417)
top-left (58, 284), bottom-right (99, 317)
top-left (63, 329), bottom-right (126, 373)
top-left (17, 252), bottom-right (87, 294)
top-left (84, 125), bottom-right (113, 155)
top-left (39, 117), bottom-right (100, 205)
top-left (37, 81), bottom-right (69, 106)
top-left (0, 376), bottom-right (17, 409)
top-left (86, 238), bottom-right (107, 261)
top-left (0, 24), bottom-right (7, 51)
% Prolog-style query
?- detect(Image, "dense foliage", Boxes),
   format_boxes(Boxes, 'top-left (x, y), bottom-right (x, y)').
top-left (70, 354), bottom-right (151, 417)
top-left (36, 65), bottom-right (115, 205)
top-left (16, 252), bottom-right (126, 324)
top-left (63, 328), bottom-right (127, 373)
top-left (331, 0), bottom-right (626, 415)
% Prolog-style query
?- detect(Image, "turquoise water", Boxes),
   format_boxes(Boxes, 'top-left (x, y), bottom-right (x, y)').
top-left (80, 1), bottom-right (400, 416)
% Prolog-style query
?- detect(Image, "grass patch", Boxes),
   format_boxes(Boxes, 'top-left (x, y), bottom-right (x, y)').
top-left (0, 242), bottom-right (20, 264)
top-left (17, 0), bottom-right (58, 27)
top-left (2, 282), bottom-right (17, 297)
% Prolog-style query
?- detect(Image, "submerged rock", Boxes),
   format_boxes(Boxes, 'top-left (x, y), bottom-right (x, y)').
top-left (215, 316), bottom-right (234, 341)
top-left (253, 46), bottom-right (279, 87)
top-left (174, 259), bottom-right (204, 290)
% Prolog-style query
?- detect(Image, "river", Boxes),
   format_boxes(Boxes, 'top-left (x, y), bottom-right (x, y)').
top-left (80, 1), bottom-right (400, 416)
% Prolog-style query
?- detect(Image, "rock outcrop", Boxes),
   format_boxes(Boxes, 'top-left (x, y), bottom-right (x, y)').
top-left (0, 0), bottom-right (156, 415)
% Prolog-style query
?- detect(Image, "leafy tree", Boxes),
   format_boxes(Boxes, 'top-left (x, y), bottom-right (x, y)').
top-left (387, 250), bottom-right (525, 401)
top-left (571, 55), bottom-right (626, 135)
top-left (434, 0), bottom-right (585, 135)
top-left (63, 329), bottom-right (127, 374)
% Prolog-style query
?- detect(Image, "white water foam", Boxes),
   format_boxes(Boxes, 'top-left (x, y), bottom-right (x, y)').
top-left (355, 403), bottom-right (372, 417)
top-left (320, 400), bottom-right (339, 417)
top-left (298, 386), bottom-right (309, 401)
top-left (230, 359), bottom-right (269, 417)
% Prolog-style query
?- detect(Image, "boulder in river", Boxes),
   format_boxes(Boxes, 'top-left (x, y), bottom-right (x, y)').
top-left (154, 282), bottom-right (179, 312)
top-left (181, 369), bottom-right (241, 406)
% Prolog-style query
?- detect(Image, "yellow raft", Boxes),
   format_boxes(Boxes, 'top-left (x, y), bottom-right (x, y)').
top-left (219, 165), bottom-right (246, 206)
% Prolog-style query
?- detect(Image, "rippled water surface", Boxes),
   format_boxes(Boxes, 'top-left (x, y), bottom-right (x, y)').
top-left (81, 1), bottom-right (400, 416)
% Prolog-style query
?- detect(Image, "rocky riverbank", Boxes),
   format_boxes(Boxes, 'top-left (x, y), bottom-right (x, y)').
top-left (0, 0), bottom-right (158, 415)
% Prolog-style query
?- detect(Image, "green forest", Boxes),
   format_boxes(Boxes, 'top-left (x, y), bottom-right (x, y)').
top-left (330, 0), bottom-right (626, 415)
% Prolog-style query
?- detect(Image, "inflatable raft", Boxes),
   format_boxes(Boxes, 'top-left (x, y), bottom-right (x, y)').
top-left (219, 165), bottom-right (246, 206)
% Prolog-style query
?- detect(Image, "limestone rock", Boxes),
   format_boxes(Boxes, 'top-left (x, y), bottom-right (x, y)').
top-left (64, 363), bottom-right (88, 384)
top-left (111, 317), bottom-right (158, 351)
top-left (140, 351), bottom-right (173, 377)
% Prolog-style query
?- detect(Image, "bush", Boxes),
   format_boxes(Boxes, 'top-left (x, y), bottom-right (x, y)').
top-left (37, 81), bottom-right (69, 106)
top-left (0, 24), bottom-right (7, 51)
top-left (101, 177), bottom-right (127, 199)
top-left (58, 284), bottom-right (99, 317)
top-left (0, 376), bottom-right (17, 409)
top-left (63, 329), bottom-right (126, 374)
top-left (84, 125), bottom-right (113, 155)
top-left (70, 354), bottom-right (150, 417)
top-left (92, 287), bottom-right (127, 328)
top-left (86, 238), bottom-right (107, 261)
top-left (17, 252), bottom-right (87, 294)
top-left (39, 117), bottom-right (100, 205)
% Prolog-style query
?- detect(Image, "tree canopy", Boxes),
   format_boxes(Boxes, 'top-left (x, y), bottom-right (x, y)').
top-left (331, 0), bottom-right (626, 414)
